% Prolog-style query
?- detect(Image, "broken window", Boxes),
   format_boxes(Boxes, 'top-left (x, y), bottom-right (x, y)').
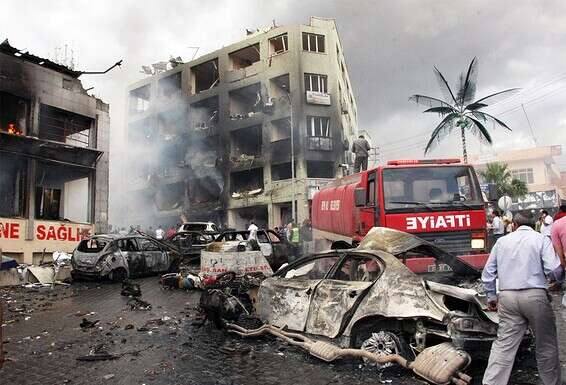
top-left (190, 96), bottom-right (219, 133)
top-left (191, 59), bottom-right (219, 94)
top-left (269, 74), bottom-right (290, 101)
top-left (271, 117), bottom-right (291, 142)
top-left (229, 83), bottom-right (262, 118)
top-left (307, 116), bottom-right (330, 137)
top-left (271, 162), bottom-right (295, 181)
top-left (186, 136), bottom-right (220, 169)
top-left (35, 162), bottom-right (91, 222)
top-left (158, 72), bottom-right (182, 98)
top-left (0, 91), bottom-right (29, 135)
top-left (129, 85), bottom-right (150, 114)
top-left (39, 104), bottom-right (94, 148)
top-left (188, 176), bottom-right (222, 203)
top-left (158, 108), bottom-right (185, 137)
top-left (0, 153), bottom-right (27, 217)
top-left (228, 205), bottom-right (268, 229)
top-left (230, 125), bottom-right (262, 159)
top-left (231, 168), bottom-right (264, 194)
top-left (304, 73), bottom-right (328, 93)
top-left (302, 32), bottom-right (325, 53)
top-left (229, 43), bottom-right (260, 70)
top-left (269, 34), bottom-right (288, 55)
top-left (35, 187), bottom-right (61, 220)
top-left (307, 161), bottom-right (335, 178)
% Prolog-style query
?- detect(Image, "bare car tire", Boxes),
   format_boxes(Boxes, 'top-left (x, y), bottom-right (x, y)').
top-left (358, 330), bottom-right (413, 369)
top-left (109, 268), bottom-right (128, 282)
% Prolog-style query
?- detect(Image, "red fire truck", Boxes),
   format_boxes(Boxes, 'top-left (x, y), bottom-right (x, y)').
top-left (311, 159), bottom-right (490, 273)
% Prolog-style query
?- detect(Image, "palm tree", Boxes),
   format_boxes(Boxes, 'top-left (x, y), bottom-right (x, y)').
top-left (478, 162), bottom-right (528, 199)
top-left (410, 58), bottom-right (519, 162)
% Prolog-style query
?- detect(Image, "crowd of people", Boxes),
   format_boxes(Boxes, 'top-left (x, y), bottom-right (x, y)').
top-left (108, 224), bottom-right (179, 240)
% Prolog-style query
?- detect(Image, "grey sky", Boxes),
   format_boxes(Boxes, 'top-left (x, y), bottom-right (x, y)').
top-left (2, 0), bottom-right (566, 220)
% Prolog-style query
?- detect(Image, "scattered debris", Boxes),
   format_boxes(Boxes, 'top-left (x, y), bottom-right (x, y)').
top-left (102, 374), bottom-right (115, 380)
top-left (80, 318), bottom-right (100, 329)
top-left (121, 280), bottom-right (141, 297)
top-left (77, 344), bottom-right (119, 362)
top-left (127, 297), bottom-right (152, 311)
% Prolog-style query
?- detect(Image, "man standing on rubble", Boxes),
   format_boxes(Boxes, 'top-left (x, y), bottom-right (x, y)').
top-left (352, 134), bottom-right (371, 173)
top-left (481, 213), bottom-right (563, 385)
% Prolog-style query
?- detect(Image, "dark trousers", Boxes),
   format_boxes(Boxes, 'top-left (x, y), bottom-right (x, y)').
top-left (354, 156), bottom-right (368, 173)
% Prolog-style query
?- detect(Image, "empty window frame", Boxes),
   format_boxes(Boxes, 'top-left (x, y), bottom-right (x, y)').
top-left (271, 162), bottom-right (295, 181)
top-left (231, 168), bottom-right (264, 194)
top-left (229, 44), bottom-right (260, 70)
top-left (304, 73), bottom-right (328, 93)
top-left (306, 161), bottom-right (335, 178)
top-left (307, 116), bottom-right (330, 137)
top-left (302, 32), bottom-right (325, 53)
top-left (191, 59), bottom-right (219, 94)
top-left (230, 125), bottom-right (262, 158)
top-left (0, 153), bottom-right (27, 217)
top-left (0, 91), bottom-right (29, 135)
top-left (271, 118), bottom-right (291, 142)
top-left (269, 34), bottom-right (288, 55)
top-left (39, 104), bottom-right (93, 148)
top-left (511, 168), bottom-right (534, 184)
top-left (158, 72), bottom-right (182, 98)
top-left (229, 83), bottom-right (262, 117)
top-left (129, 85), bottom-right (150, 114)
top-left (190, 96), bottom-right (219, 130)
top-left (269, 74), bottom-right (290, 99)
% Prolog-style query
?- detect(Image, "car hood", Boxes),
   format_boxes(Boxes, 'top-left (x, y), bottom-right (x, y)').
top-left (358, 227), bottom-right (481, 278)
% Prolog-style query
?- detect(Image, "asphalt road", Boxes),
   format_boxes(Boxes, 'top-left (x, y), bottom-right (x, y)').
top-left (0, 278), bottom-right (563, 385)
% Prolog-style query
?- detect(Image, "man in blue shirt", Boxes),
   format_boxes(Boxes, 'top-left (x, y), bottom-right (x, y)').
top-left (482, 214), bottom-right (563, 385)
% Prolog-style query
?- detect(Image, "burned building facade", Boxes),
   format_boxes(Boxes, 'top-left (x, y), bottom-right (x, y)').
top-left (125, 17), bottom-right (357, 229)
top-left (0, 40), bottom-right (109, 264)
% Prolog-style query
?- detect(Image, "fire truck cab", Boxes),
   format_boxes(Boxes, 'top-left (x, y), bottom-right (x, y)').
top-left (311, 159), bottom-right (489, 273)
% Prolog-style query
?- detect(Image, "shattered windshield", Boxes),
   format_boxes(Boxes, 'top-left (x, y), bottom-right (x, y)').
top-left (383, 166), bottom-right (481, 211)
top-left (76, 238), bottom-right (112, 253)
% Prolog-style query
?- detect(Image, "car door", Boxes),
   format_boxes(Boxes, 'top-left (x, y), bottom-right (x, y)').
top-left (258, 254), bottom-right (342, 332)
top-left (256, 231), bottom-right (273, 257)
top-left (305, 254), bottom-right (382, 338)
top-left (137, 238), bottom-right (167, 274)
top-left (123, 238), bottom-right (145, 276)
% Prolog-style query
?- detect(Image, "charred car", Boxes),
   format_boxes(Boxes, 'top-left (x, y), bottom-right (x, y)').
top-left (256, 227), bottom-right (499, 361)
top-left (166, 231), bottom-right (216, 262)
top-left (71, 234), bottom-right (179, 281)
top-left (206, 230), bottom-right (293, 272)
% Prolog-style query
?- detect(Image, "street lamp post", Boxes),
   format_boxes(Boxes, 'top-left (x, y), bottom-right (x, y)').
top-left (287, 91), bottom-right (296, 224)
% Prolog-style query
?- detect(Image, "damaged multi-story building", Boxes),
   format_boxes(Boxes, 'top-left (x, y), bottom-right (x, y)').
top-left (125, 17), bottom-right (357, 229)
top-left (0, 39), bottom-right (110, 264)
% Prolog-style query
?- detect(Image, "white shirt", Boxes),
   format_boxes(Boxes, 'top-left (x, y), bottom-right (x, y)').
top-left (482, 226), bottom-right (562, 300)
top-left (248, 224), bottom-right (258, 240)
top-left (492, 216), bottom-right (504, 235)
top-left (155, 228), bottom-right (165, 240)
top-left (540, 215), bottom-right (554, 237)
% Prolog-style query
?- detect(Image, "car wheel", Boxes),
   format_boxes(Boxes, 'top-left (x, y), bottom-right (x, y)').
top-left (359, 330), bottom-right (411, 369)
top-left (109, 268), bottom-right (128, 283)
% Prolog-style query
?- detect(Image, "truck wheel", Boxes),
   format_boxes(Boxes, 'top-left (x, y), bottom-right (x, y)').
top-left (359, 330), bottom-right (412, 369)
top-left (109, 268), bottom-right (128, 283)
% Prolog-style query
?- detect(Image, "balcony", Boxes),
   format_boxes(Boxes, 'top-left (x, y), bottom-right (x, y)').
top-left (307, 136), bottom-right (333, 151)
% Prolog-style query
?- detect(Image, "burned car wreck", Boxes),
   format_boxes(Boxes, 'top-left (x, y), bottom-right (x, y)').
top-left (71, 234), bottom-right (179, 281)
top-left (255, 227), bottom-right (498, 360)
